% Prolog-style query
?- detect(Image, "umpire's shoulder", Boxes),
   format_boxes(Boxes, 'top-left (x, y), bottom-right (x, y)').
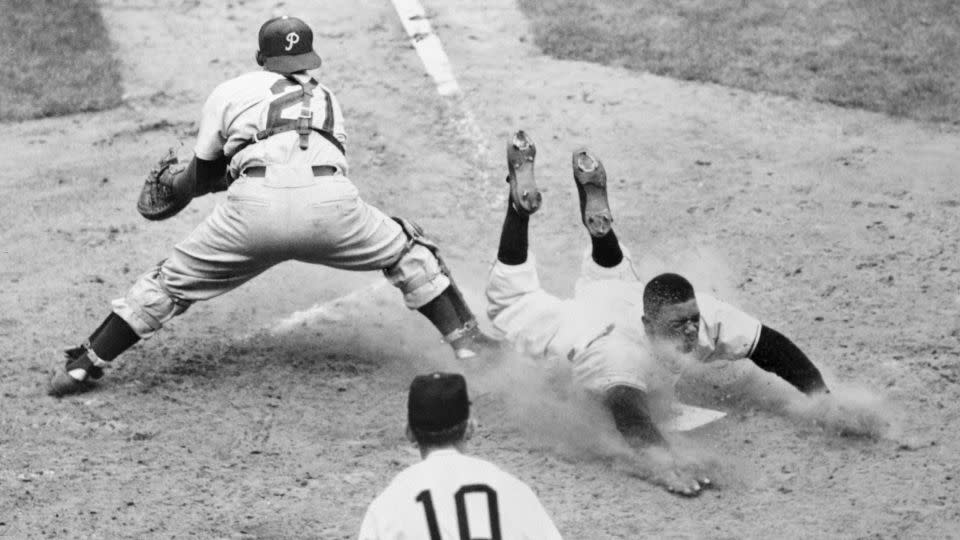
top-left (465, 454), bottom-right (542, 493)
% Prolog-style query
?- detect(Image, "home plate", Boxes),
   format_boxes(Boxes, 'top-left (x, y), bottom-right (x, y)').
top-left (662, 403), bottom-right (727, 432)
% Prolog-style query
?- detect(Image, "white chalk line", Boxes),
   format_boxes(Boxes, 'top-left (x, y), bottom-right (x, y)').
top-left (390, 0), bottom-right (495, 184)
top-left (391, 0), bottom-right (461, 96)
top-left (259, 1), bottom-right (488, 334)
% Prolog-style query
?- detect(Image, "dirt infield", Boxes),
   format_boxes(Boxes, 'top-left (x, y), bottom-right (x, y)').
top-left (1, 0), bottom-right (958, 538)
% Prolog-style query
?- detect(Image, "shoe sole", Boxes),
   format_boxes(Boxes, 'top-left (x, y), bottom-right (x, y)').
top-left (47, 370), bottom-right (96, 397)
top-left (572, 149), bottom-right (612, 237)
top-left (506, 130), bottom-right (542, 215)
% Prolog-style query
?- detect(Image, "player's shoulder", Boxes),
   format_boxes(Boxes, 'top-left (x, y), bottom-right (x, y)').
top-left (206, 70), bottom-right (287, 101)
top-left (367, 465), bottom-right (411, 510)
top-left (459, 454), bottom-right (540, 493)
top-left (379, 455), bottom-right (443, 490)
top-left (307, 79), bottom-right (341, 107)
top-left (420, 451), bottom-right (525, 483)
top-left (313, 79), bottom-right (337, 95)
top-left (695, 289), bottom-right (751, 315)
top-left (454, 452), bottom-right (504, 473)
top-left (695, 289), bottom-right (762, 335)
top-left (695, 291), bottom-right (732, 322)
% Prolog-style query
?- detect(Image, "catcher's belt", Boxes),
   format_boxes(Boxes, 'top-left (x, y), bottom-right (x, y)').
top-left (241, 165), bottom-right (339, 177)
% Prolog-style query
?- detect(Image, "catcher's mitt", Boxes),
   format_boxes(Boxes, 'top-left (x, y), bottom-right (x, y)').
top-left (137, 149), bottom-right (193, 221)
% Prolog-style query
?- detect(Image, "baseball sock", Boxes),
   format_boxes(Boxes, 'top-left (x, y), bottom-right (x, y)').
top-left (496, 197), bottom-right (529, 265)
top-left (87, 312), bottom-right (141, 361)
top-left (591, 230), bottom-right (623, 268)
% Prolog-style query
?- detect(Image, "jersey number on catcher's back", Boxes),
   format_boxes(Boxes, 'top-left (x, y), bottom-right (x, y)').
top-left (416, 484), bottom-right (502, 540)
top-left (265, 78), bottom-right (333, 133)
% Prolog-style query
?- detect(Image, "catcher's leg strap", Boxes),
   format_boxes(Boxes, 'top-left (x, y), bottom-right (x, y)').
top-left (417, 285), bottom-right (481, 341)
top-left (382, 217), bottom-right (460, 312)
top-left (111, 268), bottom-right (192, 338)
top-left (87, 312), bottom-right (141, 362)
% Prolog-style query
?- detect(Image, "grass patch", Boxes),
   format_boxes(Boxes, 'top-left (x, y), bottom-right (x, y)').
top-left (0, 0), bottom-right (123, 122)
top-left (518, 0), bottom-right (960, 123)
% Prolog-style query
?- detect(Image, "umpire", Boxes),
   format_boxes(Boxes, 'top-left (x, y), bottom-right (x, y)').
top-left (359, 372), bottom-right (563, 539)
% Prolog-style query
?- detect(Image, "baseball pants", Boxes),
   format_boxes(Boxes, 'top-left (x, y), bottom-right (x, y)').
top-left (485, 249), bottom-right (661, 394)
top-left (112, 167), bottom-right (449, 337)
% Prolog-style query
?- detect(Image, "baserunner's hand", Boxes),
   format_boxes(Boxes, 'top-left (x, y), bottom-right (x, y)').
top-left (635, 445), bottom-right (713, 497)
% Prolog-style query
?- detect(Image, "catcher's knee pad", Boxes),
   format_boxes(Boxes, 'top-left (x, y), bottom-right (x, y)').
top-left (383, 217), bottom-right (451, 309)
top-left (110, 268), bottom-right (192, 338)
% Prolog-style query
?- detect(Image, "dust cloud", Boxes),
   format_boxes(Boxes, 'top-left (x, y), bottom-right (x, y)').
top-left (254, 249), bottom-right (902, 493)
top-left (783, 383), bottom-right (899, 440)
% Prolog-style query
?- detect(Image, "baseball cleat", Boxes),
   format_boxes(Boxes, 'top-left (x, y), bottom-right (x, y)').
top-left (449, 324), bottom-right (502, 361)
top-left (47, 347), bottom-right (102, 397)
top-left (572, 148), bottom-right (612, 238)
top-left (505, 130), bottom-right (542, 215)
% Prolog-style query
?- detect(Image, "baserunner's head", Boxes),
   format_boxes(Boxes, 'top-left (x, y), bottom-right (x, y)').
top-left (642, 273), bottom-right (700, 354)
top-left (255, 15), bottom-right (322, 74)
top-left (406, 372), bottom-right (473, 455)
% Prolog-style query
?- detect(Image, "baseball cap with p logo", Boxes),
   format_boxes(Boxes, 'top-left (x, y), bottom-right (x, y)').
top-left (257, 16), bottom-right (322, 74)
top-left (408, 372), bottom-right (470, 432)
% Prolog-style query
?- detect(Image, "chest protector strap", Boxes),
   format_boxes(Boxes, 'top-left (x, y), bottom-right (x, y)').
top-left (234, 76), bottom-right (345, 156)
top-left (295, 82), bottom-right (314, 150)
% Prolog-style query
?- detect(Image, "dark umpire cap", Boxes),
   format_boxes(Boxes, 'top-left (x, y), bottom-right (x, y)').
top-left (408, 372), bottom-right (470, 432)
top-left (258, 16), bottom-right (322, 74)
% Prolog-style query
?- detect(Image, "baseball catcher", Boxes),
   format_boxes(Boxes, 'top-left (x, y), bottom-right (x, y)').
top-left (48, 15), bottom-right (498, 397)
top-left (485, 131), bottom-right (840, 496)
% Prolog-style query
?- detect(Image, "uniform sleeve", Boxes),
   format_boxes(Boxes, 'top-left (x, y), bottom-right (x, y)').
top-left (329, 89), bottom-right (347, 145)
top-left (193, 86), bottom-right (228, 160)
top-left (519, 485), bottom-right (563, 540)
top-left (357, 501), bottom-right (380, 540)
top-left (697, 293), bottom-right (762, 361)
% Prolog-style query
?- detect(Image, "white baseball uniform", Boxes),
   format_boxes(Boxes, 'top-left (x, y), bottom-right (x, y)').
top-left (485, 247), bottom-right (762, 395)
top-left (111, 70), bottom-right (449, 338)
top-left (359, 448), bottom-right (562, 540)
